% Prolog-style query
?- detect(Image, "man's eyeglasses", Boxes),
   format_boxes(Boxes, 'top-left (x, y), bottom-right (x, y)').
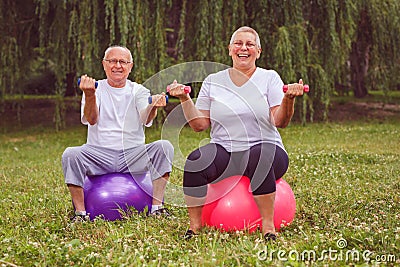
top-left (103, 59), bottom-right (132, 66)
top-left (232, 42), bottom-right (257, 49)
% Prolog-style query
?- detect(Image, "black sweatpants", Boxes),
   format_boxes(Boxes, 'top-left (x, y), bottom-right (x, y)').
top-left (183, 142), bottom-right (289, 197)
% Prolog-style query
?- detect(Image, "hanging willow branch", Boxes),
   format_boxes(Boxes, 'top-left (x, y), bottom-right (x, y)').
top-left (196, 0), bottom-right (210, 61)
top-left (209, 0), bottom-right (225, 63)
top-left (1, 0), bottom-right (400, 125)
top-left (131, 0), bottom-right (146, 82)
top-left (105, 0), bottom-right (116, 44)
top-left (155, 0), bottom-right (167, 71)
top-left (176, 0), bottom-right (187, 63)
top-left (367, 0), bottom-right (400, 92)
top-left (273, 26), bottom-right (296, 82)
top-left (0, 1), bottom-right (22, 96)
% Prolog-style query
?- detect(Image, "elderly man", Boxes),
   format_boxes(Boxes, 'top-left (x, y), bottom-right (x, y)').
top-left (62, 45), bottom-right (173, 221)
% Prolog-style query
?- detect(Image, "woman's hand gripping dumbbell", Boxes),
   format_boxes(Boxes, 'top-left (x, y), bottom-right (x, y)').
top-left (166, 80), bottom-right (192, 101)
top-left (283, 79), bottom-right (309, 99)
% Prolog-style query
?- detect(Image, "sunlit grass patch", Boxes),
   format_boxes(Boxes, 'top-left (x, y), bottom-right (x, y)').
top-left (0, 122), bottom-right (399, 266)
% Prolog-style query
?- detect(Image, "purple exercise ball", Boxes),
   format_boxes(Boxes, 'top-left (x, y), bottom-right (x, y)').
top-left (84, 172), bottom-right (153, 221)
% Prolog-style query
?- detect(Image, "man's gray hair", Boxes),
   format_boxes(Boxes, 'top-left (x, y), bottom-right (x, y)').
top-left (104, 45), bottom-right (133, 62)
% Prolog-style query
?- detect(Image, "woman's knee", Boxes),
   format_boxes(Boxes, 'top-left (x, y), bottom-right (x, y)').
top-left (251, 176), bottom-right (276, 195)
top-left (273, 146), bottom-right (289, 178)
top-left (184, 143), bottom-right (223, 173)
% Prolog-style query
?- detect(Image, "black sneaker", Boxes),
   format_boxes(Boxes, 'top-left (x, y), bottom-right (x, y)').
top-left (70, 214), bottom-right (90, 223)
top-left (149, 208), bottom-right (173, 218)
top-left (183, 229), bottom-right (198, 240)
top-left (264, 232), bottom-right (277, 242)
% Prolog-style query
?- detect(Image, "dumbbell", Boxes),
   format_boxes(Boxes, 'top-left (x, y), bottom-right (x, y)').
top-left (166, 85), bottom-right (191, 94)
top-left (77, 78), bottom-right (98, 88)
top-left (283, 84), bottom-right (309, 93)
top-left (148, 95), bottom-right (169, 104)
top-left (148, 83), bottom-right (190, 104)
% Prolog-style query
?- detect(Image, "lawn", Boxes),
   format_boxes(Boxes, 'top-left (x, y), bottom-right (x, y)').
top-left (0, 121), bottom-right (399, 266)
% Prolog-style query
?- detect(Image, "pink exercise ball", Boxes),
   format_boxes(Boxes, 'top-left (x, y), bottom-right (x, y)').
top-left (274, 178), bottom-right (296, 230)
top-left (201, 176), bottom-right (296, 232)
top-left (84, 172), bottom-right (153, 221)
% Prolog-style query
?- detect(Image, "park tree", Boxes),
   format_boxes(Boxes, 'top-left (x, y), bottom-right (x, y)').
top-left (1, 0), bottom-right (399, 126)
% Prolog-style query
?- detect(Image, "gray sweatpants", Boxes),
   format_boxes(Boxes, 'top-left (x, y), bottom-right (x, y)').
top-left (62, 140), bottom-right (174, 187)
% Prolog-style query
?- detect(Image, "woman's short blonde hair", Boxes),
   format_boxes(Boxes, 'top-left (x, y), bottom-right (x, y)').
top-left (229, 26), bottom-right (261, 48)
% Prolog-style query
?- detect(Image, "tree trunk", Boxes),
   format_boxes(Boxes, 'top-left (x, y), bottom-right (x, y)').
top-left (64, 72), bottom-right (77, 97)
top-left (350, 9), bottom-right (371, 98)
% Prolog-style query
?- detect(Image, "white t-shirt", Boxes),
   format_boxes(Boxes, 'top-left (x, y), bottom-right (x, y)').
top-left (81, 79), bottom-right (151, 150)
top-left (195, 68), bottom-right (285, 152)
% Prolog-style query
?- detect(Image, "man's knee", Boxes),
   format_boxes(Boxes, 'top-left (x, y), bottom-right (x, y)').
top-left (153, 140), bottom-right (174, 157)
top-left (62, 147), bottom-right (81, 161)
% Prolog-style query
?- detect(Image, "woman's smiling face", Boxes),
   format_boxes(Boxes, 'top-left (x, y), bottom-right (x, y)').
top-left (229, 31), bottom-right (261, 70)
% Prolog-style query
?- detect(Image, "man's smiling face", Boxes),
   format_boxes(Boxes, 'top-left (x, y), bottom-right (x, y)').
top-left (102, 47), bottom-right (133, 88)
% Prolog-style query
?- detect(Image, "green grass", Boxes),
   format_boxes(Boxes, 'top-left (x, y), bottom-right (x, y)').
top-left (0, 122), bottom-right (399, 266)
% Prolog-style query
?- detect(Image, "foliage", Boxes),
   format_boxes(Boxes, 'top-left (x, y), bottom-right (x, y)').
top-left (367, 0), bottom-right (400, 92)
top-left (0, 122), bottom-right (399, 266)
top-left (1, 0), bottom-right (400, 124)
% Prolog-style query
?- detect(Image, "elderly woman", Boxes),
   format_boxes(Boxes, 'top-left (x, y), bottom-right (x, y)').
top-left (169, 26), bottom-right (306, 241)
